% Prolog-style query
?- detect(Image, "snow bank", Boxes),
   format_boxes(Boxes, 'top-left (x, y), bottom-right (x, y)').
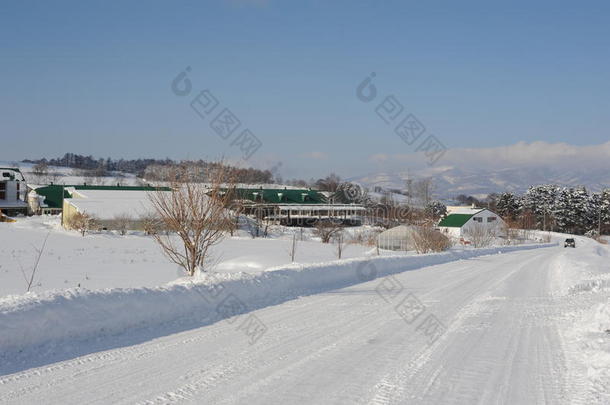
top-left (550, 238), bottom-right (610, 403)
top-left (568, 302), bottom-right (610, 404)
top-left (0, 243), bottom-right (555, 356)
top-left (550, 234), bottom-right (610, 296)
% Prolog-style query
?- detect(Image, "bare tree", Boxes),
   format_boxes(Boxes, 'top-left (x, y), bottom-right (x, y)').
top-left (225, 202), bottom-right (243, 237)
top-left (334, 230), bottom-right (345, 259)
top-left (65, 211), bottom-right (97, 236)
top-left (148, 164), bottom-right (234, 276)
top-left (412, 227), bottom-right (452, 253)
top-left (315, 173), bottom-right (342, 192)
top-left (31, 162), bottom-right (49, 183)
top-left (31, 163), bottom-right (62, 185)
top-left (413, 178), bottom-right (435, 205)
top-left (32, 162), bottom-right (48, 176)
top-left (13, 232), bottom-right (50, 292)
top-left (112, 213), bottom-right (133, 235)
top-left (314, 220), bottom-right (343, 243)
top-left (141, 212), bottom-right (162, 235)
top-left (464, 223), bottom-right (496, 248)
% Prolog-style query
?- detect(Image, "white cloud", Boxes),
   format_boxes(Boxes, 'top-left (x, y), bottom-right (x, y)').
top-left (369, 153), bottom-right (389, 164)
top-left (302, 151), bottom-right (328, 160)
top-left (368, 141), bottom-right (610, 171)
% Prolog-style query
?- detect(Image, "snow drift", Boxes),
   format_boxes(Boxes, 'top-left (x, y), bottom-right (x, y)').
top-left (0, 243), bottom-right (555, 356)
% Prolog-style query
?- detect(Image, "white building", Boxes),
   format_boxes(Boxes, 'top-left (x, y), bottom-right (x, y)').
top-left (270, 204), bottom-right (365, 226)
top-left (437, 208), bottom-right (505, 239)
top-left (0, 168), bottom-right (29, 216)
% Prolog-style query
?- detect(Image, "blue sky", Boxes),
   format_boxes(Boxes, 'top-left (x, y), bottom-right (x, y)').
top-left (1, 0), bottom-right (609, 179)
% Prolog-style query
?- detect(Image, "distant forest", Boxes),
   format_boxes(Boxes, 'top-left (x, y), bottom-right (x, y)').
top-left (23, 153), bottom-right (277, 184)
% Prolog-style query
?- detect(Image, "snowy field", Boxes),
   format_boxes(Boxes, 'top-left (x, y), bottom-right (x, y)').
top-left (0, 217), bottom-right (608, 404)
top-left (0, 216), bottom-right (383, 296)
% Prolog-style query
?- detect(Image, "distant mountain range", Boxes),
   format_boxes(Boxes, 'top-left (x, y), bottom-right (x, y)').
top-left (350, 167), bottom-right (610, 200)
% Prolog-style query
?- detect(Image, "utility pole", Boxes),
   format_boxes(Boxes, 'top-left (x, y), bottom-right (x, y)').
top-left (405, 169), bottom-right (412, 207)
top-left (543, 206), bottom-right (546, 232)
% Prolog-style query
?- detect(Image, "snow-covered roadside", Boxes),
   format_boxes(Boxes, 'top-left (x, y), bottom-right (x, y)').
top-left (574, 303), bottom-right (610, 402)
top-left (548, 235), bottom-right (610, 404)
top-left (0, 243), bottom-right (554, 361)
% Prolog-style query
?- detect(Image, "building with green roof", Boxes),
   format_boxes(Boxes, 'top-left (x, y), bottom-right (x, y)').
top-left (29, 184), bottom-right (171, 215)
top-left (437, 208), bottom-right (505, 238)
top-left (225, 187), bottom-right (365, 226)
top-left (229, 187), bottom-right (325, 204)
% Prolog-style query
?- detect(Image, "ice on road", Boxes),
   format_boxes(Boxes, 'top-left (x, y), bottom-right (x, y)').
top-left (0, 246), bottom-right (604, 404)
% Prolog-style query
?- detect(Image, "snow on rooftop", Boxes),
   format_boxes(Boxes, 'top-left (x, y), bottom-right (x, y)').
top-left (446, 206), bottom-right (487, 215)
top-left (66, 190), bottom-right (169, 220)
top-left (71, 189), bottom-right (156, 200)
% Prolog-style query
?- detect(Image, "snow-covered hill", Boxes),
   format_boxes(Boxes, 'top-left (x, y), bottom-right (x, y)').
top-left (0, 161), bottom-right (143, 187)
top-left (351, 166), bottom-right (610, 199)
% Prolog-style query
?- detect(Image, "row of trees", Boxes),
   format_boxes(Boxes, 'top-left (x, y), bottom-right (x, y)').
top-left (493, 185), bottom-right (610, 235)
top-left (25, 153), bottom-right (177, 175)
top-left (142, 162), bottom-right (275, 184)
top-left (24, 154), bottom-right (277, 184)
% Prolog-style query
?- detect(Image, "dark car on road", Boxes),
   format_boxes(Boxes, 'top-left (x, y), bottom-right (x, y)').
top-left (564, 238), bottom-right (576, 248)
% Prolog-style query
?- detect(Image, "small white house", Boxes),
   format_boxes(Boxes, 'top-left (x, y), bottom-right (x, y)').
top-left (0, 168), bottom-right (29, 215)
top-left (437, 208), bottom-right (505, 239)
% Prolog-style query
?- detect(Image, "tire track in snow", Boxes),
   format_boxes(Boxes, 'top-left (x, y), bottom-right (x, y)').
top-left (365, 249), bottom-right (557, 404)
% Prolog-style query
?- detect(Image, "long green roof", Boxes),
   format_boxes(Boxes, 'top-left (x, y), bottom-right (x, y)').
top-left (438, 213), bottom-right (475, 228)
top-left (229, 188), bottom-right (325, 204)
top-left (34, 183), bottom-right (325, 209)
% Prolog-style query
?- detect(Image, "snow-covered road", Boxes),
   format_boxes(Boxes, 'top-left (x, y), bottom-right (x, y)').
top-left (0, 245), bottom-right (605, 404)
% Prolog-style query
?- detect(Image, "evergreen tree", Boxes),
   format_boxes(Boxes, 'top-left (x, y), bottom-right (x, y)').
top-left (590, 189), bottom-right (610, 234)
top-left (553, 187), bottom-right (589, 234)
top-left (496, 192), bottom-right (520, 221)
top-left (586, 193), bottom-right (602, 234)
top-left (425, 200), bottom-right (447, 220)
top-left (602, 189), bottom-right (610, 233)
top-left (523, 185), bottom-right (559, 230)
